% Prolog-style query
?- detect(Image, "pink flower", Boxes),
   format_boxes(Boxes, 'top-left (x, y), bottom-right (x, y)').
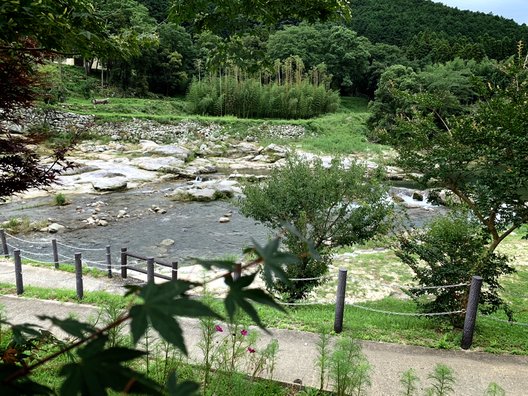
top-left (240, 329), bottom-right (248, 336)
top-left (215, 325), bottom-right (223, 332)
top-left (247, 347), bottom-right (256, 353)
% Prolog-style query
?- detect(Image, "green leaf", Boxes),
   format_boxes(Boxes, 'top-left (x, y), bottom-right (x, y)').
top-left (167, 371), bottom-right (200, 396)
top-left (171, 299), bottom-right (222, 320)
top-left (124, 284), bottom-right (142, 297)
top-left (251, 238), bottom-right (299, 286)
top-left (130, 281), bottom-right (219, 354)
top-left (37, 316), bottom-right (96, 339)
top-left (59, 338), bottom-right (162, 396)
top-left (281, 221), bottom-right (321, 260)
top-left (193, 258), bottom-right (237, 271)
top-left (224, 273), bottom-right (286, 329)
top-left (9, 323), bottom-right (42, 345)
top-left (0, 365), bottom-right (53, 395)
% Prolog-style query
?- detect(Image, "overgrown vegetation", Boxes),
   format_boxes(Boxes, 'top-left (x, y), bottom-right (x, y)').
top-left (239, 155), bottom-right (391, 301)
top-left (396, 213), bottom-right (515, 326)
top-left (187, 58), bottom-right (339, 119)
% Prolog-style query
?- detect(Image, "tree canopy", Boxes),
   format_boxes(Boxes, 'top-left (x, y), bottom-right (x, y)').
top-left (375, 55), bottom-right (528, 251)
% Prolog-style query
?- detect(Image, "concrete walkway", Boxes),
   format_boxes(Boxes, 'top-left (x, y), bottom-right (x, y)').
top-left (0, 262), bottom-right (527, 395)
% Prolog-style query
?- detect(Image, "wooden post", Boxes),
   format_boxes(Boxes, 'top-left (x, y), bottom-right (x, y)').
top-left (233, 262), bottom-right (242, 281)
top-left (1, 229), bottom-right (9, 258)
top-left (75, 253), bottom-right (83, 300)
top-left (13, 249), bottom-right (23, 295)
top-left (52, 239), bottom-right (59, 269)
top-left (147, 257), bottom-right (155, 284)
top-left (334, 268), bottom-right (348, 334)
top-left (121, 247), bottom-right (127, 279)
top-left (461, 276), bottom-right (483, 350)
top-left (171, 261), bottom-right (178, 281)
top-left (106, 245), bottom-right (112, 278)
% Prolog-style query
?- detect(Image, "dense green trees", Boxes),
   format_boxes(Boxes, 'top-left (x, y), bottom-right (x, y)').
top-left (372, 55), bottom-right (528, 251)
top-left (396, 213), bottom-right (514, 325)
top-left (348, 0), bottom-right (528, 60)
top-left (239, 156), bottom-right (391, 300)
top-left (13, 0), bottom-right (521, 99)
top-left (267, 23), bottom-right (371, 94)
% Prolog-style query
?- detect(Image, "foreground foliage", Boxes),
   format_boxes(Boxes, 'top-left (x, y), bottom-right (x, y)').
top-left (0, 237), bottom-right (299, 394)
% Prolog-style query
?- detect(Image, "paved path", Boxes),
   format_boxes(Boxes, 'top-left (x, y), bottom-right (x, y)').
top-left (0, 261), bottom-right (527, 395)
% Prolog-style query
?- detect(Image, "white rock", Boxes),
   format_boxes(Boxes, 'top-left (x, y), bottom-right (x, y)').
top-left (159, 239), bottom-right (175, 247)
top-left (219, 217), bottom-right (231, 223)
top-left (48, 223), bottom-right (65, 233)
top-left (92, 175), bottom-right (127, 192)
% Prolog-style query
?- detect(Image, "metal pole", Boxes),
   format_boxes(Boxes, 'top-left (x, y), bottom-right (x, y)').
top-left (106, 245), bottom-right (112, 278)
top-left (334, 268), bottom-right (348, 334)
top-left (461, 276), bottom-right (483, 350)
top-left (14, 249), bottom-right (23, 295)
top-left (52, 239), bottom-right (59, 269)
top-left (1, 229), bottom-right (9, 258)
top-left (75, 252), bottom-right (83, 300)
top-left (171, 261), bottom-right (178, 281)
top-left (147, 257), bottom-right (155, 284)
top-left (121, 247), bottom-right (127, 279)
top-left (233, 262), bottom-right (242, 281)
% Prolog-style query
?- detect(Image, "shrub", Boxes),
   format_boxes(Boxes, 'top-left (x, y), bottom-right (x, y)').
top-left (239, 154), bottom-right (391, 301)
top-left (395, 212), bottom-right (515, 326)
top-left (53, 193), bottom-right (68, 206)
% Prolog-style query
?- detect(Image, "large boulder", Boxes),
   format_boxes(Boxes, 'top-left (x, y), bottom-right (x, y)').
top-left (92, 173), bottom-right (128, 191)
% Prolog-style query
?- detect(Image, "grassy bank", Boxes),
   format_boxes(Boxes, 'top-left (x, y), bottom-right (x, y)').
top-left (53, 95), bottom-right (385, 155)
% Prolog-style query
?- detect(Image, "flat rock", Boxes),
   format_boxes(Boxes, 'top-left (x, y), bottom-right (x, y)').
top-left (149, 145), bottom-right (191, 160)
top-left (62, 165), bottom-right (100, 176)
top-left (91, 174), bottom-right (128, 192)
top-left (131, 157), bottom-right (185, 172)
top-left (169, 188), bottom-right (217, 202)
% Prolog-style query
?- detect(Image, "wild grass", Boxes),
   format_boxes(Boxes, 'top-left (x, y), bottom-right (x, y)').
top-left (56, 95), bottom-right (385, 155)
top-left (1, 217), bottom-right (48, 234)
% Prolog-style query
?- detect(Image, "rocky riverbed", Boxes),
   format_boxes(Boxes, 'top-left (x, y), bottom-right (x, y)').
top-left (1, 111), bottom-right (445, 271)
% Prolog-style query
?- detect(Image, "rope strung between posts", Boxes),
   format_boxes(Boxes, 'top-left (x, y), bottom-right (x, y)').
top-left (405, 283), bottom-right (470, 291)
top-left (346, 303), bottom-right (465, 317)
top-left (287, 274), bottom-right (335, 282)
top-left (4, 232), bottom-right (49, 245)
top-left (277, 300), bottom-right (333, 306)
top-left (482, 316), bottom-right (528, 327)
top-left (0, 270), bottom-right (15, 275)
top-left (55, 241), bottom-right (105, 251)
top-left (276, 298), bottom-right (465, 315)
top-left (83, 259), bottom-right (107, 266)
top-left (7, 246), bottom-right (51, 257)
top-left (18, 255), bottom-right (56, 266)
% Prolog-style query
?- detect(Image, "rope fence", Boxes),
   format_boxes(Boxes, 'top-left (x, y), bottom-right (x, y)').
top-left (1, 229), bottom-right (526, 349)
top-left (482, 316), bottom-right (528, 327)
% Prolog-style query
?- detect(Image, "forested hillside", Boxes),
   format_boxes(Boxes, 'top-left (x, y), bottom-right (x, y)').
top-left (7, 0), bottom-right (527, 101)
top-left (349, 0), bottom-right (528, 60)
